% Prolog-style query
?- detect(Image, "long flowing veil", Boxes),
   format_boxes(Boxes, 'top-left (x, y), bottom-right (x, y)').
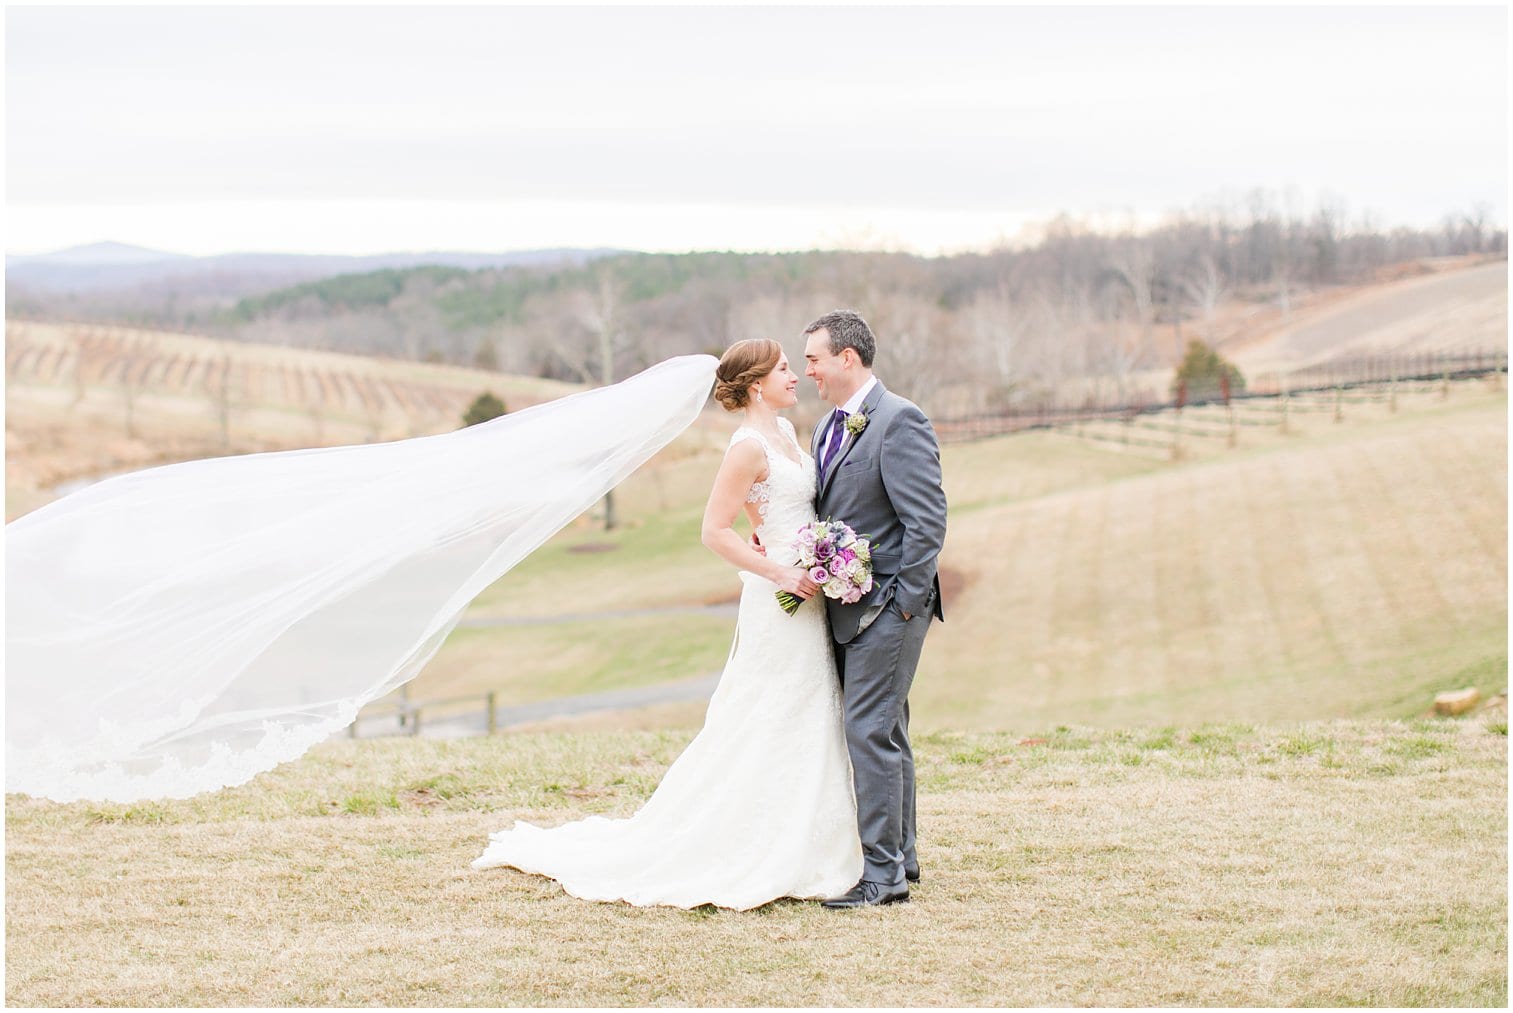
top-left (6, 354), bottom-right (719, 803)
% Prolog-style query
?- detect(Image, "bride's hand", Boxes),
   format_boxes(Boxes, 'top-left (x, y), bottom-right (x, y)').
top-left (774, 566), bottom-right (819, 599)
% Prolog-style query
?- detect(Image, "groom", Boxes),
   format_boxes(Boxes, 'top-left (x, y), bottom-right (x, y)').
top-left (803, 310), bottom-right (947, 909)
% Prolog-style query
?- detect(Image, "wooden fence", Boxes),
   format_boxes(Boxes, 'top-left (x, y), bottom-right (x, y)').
top-left (349, 685), bottom-right (498, 738)
top-left (934, 349), bottom-right (1507, 445)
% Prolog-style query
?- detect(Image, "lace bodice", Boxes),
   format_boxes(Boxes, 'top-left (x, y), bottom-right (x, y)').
top-left (728, 418), bottom-right (818, 567)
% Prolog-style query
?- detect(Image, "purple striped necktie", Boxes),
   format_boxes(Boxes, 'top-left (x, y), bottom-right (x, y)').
top-left (820, 409), bottom-right (848, 473)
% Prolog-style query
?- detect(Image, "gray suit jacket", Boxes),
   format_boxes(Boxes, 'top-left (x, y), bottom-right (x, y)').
top-left (811, 379), bottom-right (947, 644)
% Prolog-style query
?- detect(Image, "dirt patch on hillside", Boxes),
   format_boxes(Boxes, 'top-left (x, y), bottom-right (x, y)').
top-left (567, 542), bottom-right (621, 555)
top-left (938, 565), bottom-right (969, 606)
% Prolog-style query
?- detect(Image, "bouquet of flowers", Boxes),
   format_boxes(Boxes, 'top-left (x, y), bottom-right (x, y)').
top-left (775, 519), bottom-right (874, 616)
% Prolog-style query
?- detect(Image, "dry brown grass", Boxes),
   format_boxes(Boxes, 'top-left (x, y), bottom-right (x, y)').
top-left (3, 321), bottom-right (584, 520)
top-left (6, 720), bottom-right (1505, 1006)
top-left (3, 320), bottom-right (745, 522)
top-left (435, 387), bottom-right (1508, 732)
top-left (915, 388), bottom-right (1507, 731)
top-left (1230, 259), bottom-right (1508, 376)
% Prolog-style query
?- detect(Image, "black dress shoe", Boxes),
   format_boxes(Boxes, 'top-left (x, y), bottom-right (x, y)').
top-left (905, 867), bottom-right (921, 883)
top-left (821, 879), bottom-right (910, 908)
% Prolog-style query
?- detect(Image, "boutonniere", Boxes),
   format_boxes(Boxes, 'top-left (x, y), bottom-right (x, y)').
top-left (845, 412), bottom-right (869, 437)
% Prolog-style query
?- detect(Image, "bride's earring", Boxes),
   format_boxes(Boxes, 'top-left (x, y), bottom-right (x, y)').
top-left (755, 388), bottom-right (764, 403)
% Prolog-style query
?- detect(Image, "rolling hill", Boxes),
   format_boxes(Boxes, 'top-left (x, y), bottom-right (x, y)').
top-left (413, 379), bottom-right (1507, 734)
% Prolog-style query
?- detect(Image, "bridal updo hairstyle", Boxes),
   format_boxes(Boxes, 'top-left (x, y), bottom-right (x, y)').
top-left (714, 338), bottom-right (783, 412)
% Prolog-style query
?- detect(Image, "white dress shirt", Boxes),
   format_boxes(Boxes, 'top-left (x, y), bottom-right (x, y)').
top-left (819, 374), bottom-right (880, 469)
top-left (839, 375), bottom-right (879, 417)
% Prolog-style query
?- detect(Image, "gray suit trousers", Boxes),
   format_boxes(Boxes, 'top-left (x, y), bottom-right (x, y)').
top-left (834, 597), bottom-right (929, 886)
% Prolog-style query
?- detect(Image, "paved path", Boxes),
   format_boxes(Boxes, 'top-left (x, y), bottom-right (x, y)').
top-left (349, 602), bottom-right (740, 739)
top-left (457, 603), bottom-right (737, 628)
top-left (352, 671), bottom-right (721, 739)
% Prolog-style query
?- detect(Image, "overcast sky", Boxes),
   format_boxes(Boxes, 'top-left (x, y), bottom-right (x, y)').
top-left (6, 4), bottom-right (1507, 256)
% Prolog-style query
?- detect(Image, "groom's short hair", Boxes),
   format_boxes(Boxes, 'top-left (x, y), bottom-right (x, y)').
top-left (804, 310), bottom-right (876, 368)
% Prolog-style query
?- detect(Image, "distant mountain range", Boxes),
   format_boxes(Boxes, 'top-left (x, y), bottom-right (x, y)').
top-left (6, 242), bottom-right (623, 296)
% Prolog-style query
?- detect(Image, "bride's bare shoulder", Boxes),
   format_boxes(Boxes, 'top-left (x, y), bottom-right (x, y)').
top-left (721, 432), bottom-right (767, 469)
top-left (728, 424), bottom-right (765, 446)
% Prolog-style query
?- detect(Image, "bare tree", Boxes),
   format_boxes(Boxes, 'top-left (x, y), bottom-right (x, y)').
top-left (556, 268), bottom-right (630, 388)
top-left (563, 268), bottom-right (632, 530)
top-left (1108, 239), bottom-right (1162, 362)
top-left (868, 290), bottom-right (947, 414)
top-left (1088, 282), bottom-right (1142, 407)
top-left (1181, 254), bottom-right (1227, 344)
top-left (963, 282), bottom-right (1045, 410)
top-left (70, 329), bottom-right (89, 406)
top-left (118, 338), bottom-right (153, 439)
top-left (206, 353), bottom-right (240, 449)
top-left (727, 293), bottom-right (798, 347)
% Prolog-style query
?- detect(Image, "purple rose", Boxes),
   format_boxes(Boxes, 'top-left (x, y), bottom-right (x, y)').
top-left (809, 566), bottom-right (830, 584)
top-left (839, 548), bottom-right (856, 564)
top-left (814, 539), bottom-right (835, 561)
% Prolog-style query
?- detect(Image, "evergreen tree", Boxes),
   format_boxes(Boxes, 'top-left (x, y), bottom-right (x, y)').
top-left (462, 391), bottom-right (507, 427)
top-left (1171, 340), bottom-right (1245, 404)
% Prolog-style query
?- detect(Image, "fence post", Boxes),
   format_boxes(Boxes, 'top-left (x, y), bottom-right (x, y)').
top-left (1334, 382), bottom-right (1343, 424)
top-left (1389, 358), bottom-right (1398, 413)
top-left (486, 691), bottom-right (497, 736)
top-left (1221, 374), bottom-right (1236, 448)
top-left (1440, 353), bottom-right (1450, 400)
top-left (1171, 382), bottom-right (1186, 461)
top-left (410, 707), bottom-right (422, 737)
top-left (1281, 375), bottom-right (1291, 435)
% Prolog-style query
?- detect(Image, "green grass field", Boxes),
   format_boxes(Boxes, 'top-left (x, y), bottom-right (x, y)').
top-left (6, 719), bottom-right (1504, 1006)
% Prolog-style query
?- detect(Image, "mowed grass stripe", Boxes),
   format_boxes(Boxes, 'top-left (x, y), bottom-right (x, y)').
top-left (1046, 481), bottom-right (1109, 707)
top-left (1199, 465), bottom-right (1283, 684)
top-left (1354, 432), bottom-right (1498, 634)
top-left (1288, 445), bottom-right (1398, 674)
top-left (962, 483), bottom-right (1048, 717)
top-left (1095, 479), bottom-right (1168, 709)
top-left (1157, 470), bottom-right (1218, 692)
top-left (1024, 487), bottom-right (1085, 712)
top-left (1419, 421), bottom-right (1508, 580)
top-left (1318, 442), bottom-right (1423, 657)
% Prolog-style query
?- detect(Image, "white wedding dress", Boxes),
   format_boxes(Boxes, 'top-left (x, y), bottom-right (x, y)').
top-left (471, 418), bottom-right (863, 909)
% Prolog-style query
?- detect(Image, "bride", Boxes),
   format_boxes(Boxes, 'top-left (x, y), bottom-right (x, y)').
top-left (471, 339), bottom-right (864, 909)
top-left (5, 337), bottom-right (862, 908)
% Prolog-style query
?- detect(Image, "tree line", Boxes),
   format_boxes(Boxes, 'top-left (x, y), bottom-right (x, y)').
top-left (9, 191), bottom-right (1503, 416)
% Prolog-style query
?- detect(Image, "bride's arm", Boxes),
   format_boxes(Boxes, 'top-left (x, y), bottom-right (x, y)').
top-left (701, 440), bottom-right (818, 599)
